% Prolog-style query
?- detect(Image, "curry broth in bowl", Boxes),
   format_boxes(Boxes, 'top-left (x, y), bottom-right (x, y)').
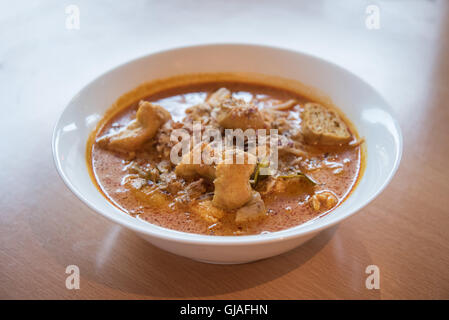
top-left (87, 73), bottom-right (364, 236)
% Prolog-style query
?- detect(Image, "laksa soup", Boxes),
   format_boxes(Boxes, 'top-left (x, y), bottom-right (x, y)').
top-left (87, 73), bottom-right (364, 236)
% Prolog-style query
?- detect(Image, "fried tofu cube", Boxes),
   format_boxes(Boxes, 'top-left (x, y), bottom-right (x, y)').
top-left (235, 191), bottom-right (267, 224)
top-left (301, 103), bottom-right (351, 145)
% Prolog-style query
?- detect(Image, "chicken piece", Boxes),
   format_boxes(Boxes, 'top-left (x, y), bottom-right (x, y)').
top-left (235, 191), bottom-right (267, 224)
top-left (215, 98), bottom-right (268, 130)
top-left (191, 200), bottom-right (225, 223)
top-left (309, 191), bottom-right (338, 211)
top-left (212, 149), bottom-right (256, 210)
top-left (207, 88), bottom-right (231, 107)
top-left (97, 101), bottom-right (171, 152)
top-left (301, 103), bottom-right (351, 145)
top-left (174, 143), bottom-right (218, 180)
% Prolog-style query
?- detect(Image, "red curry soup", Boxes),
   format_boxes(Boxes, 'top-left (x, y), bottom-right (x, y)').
top-left (88, 74), bottom-right (364, 236)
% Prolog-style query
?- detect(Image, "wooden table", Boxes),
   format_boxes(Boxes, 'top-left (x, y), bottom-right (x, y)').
top-left (1, 0), bottom-right (448, 299)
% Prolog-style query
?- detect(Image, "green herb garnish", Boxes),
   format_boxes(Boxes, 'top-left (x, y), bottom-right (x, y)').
top-left (251, 160), bottom-right (270, 188)
top-left (277, 172), bottom-right (318, 185)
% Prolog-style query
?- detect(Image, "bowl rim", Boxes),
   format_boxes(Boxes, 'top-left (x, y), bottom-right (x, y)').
top-left (52, 43), bottom-right (403, 246)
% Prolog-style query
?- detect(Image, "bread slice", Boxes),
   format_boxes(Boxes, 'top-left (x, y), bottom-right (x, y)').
top-left (301, 103), bottom-right (351, 145)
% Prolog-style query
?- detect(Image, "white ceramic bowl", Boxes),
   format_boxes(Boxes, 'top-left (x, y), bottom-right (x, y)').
top-left (53, 44), bottom-right (402, 264)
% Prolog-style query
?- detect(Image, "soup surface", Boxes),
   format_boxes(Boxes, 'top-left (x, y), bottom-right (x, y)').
top-left (89, 77), bottom-right (362, 236)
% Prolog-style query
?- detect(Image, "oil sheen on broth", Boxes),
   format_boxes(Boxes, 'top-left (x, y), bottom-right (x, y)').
top-left (90, 80), bottom-right (362, 236)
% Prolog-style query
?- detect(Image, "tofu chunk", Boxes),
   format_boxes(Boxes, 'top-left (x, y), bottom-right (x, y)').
top-left (235, 191), bottom-right (267, 224)
top-left (301, 103), bottom-right (351, 145)
top-left (97, 101), bottom-right (171, 152)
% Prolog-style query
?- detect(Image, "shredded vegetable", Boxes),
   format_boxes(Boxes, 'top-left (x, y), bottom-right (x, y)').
top-left (277, 171), bottom-right (318, 185)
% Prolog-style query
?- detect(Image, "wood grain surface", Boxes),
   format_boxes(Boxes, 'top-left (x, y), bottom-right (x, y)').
top-left (1, 0), bottom-right (448, 299)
